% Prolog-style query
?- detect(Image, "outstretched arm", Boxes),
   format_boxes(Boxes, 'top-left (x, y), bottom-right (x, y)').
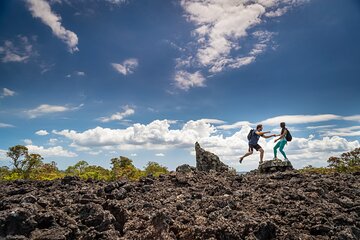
top-left (257, 131), bottom-right (275, 139)
top-left (262, 134), bottom-right (276, 139)
top-left (256, 131), bottom-right (270, 136)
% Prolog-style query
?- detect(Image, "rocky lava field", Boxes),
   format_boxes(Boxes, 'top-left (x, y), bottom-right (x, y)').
top-left (0, 170), bottom-right (360, 240)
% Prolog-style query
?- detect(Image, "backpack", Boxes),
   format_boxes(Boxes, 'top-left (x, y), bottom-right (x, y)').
top-left (247, 129), bottom-right (254, 141)
top-left (285, 128), bottom-right (292, 141)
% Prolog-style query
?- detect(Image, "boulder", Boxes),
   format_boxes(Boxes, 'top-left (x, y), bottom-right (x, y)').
top-left (195, 142), bottom-right (229, 172)
top-left (258, 159), bottom-right (294, 173)
top-left (176, 164), bottom-right (196, 173)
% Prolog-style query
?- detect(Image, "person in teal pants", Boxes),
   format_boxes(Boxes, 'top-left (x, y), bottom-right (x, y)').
top-left (273, 122), bottom-right (289, 161)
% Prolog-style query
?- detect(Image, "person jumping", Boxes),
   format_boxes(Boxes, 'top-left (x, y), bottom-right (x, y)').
top-left (239, 124), bottom-right (275, 164)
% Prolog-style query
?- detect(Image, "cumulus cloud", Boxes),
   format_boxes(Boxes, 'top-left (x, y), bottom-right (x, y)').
top-left (174, 70), bottom-right (206, 90)
top-left (53, 119), bottom-right (216, 149)
top-left (98, 106), bottom-right (135, 123)
top-left (35, 130), bottom-right (49, 136)
top-left (26, 104), bottom-right (83, 118)
top-left (111, 58), bottom-right (138, 75)
top-left (155, 153), bottom-right (165, 157)
top-left (0, 36), bottom-right (34, 63)
top-left (175, 0), bottom-right (308, 90)
top-left (26, 0), bottom-right (79, 52)
top-left (52, 117), bottom-right (360, 170)
top-left (26, 144), bottom-right (77, 157)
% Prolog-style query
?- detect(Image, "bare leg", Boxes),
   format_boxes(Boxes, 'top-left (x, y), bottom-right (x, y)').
top-left (259, 148), bottom-right (264, 163)
top-left (240, 148), bottom-right (253, 163)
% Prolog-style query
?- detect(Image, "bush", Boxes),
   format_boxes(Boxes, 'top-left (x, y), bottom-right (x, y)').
top-left (144, 162), bottom-right (169, 177)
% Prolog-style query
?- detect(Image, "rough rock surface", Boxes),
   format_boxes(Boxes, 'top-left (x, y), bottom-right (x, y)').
top-left (176, 164), bottom-right (196, 173)
top-left (258, 160), bottom-right (294, 174)
top-left (1, 171), bottom-right (360, 239)
top-left (195, 142), bottom-right (229, 172)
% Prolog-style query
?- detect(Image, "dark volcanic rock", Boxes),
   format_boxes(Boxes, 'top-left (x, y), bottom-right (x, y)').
top-left (195, 142), bottom-right (229, 172)
top-left (0, 170), bottom-right (360, 239)
top-left (176, 164), bottom-right (196, 173)
top-left (258, 159), bottom-right (294, 173)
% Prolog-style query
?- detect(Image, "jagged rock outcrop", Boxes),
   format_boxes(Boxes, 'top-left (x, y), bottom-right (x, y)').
top-left (1, 171), bottom-right (360, 239)
top-left (195, 142), bottom-right (229, 172)
top-left (258, 159), bottom-right (294, 173)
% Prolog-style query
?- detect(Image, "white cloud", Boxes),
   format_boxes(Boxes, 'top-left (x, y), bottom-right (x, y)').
top-left (35, 130), bottom-right (49, 136)
top-left (23, 139), bottom-right (33, 145)
top-left (218, 121), bottom-right (253, 130)
top-left (265, 6), bottom-right (289, 17)
top-left (53, 119), bottom-right (216, 149)
top-left (26, 104), bottom-right (83, 118)
top-left (52, 118), bottom-right (359, 170)
top-left (155, 153), bottom-right (165, 157)
top-left (319, 126), bottom-right (360, 137)
top-left (76, 71), bottom-right (85, 76)
top-left (1, 88), bottom-right (16, 98)
top-left (174, 70), bottom-right (206, 90)
top-left (130, 153), bottom-right (137, 157)
top-left (176, 0), bottom-right (308, 90)
top-left (0, 123), bottom-right (15, 128)
top-left (0, 149), bottom-right (7, 161)
top-left (98, 106), bottom-right (135, 122)
top-left (26, 0), bottom-right (79, 52)
top-left (307, 125), bottom-right (336, 130)
top-left (199, 119), bottom-right (226, 125)
top-left (111, 58), bottom-right (138, 75)
top-left (343, 115), bottom-right (360, 122)
top-left (106, 0), bottom-right (127, 5)
top-left (49, 138), bottom-right (59, 145)
top-left (88, 150), bottom-right (102, 155)
top-left (261, 114), bottom-right (342, 126)
top-left (26, 144), bottom-right (77, 157)
top-left (0, 36), bottom-right (34, 63)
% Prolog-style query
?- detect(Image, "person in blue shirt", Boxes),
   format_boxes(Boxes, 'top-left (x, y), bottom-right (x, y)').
top-left (239, 124), bottom-right (275, 164)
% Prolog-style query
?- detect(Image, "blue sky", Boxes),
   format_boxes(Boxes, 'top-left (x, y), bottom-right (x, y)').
top-left (1, 0), bottom-right (359, 171)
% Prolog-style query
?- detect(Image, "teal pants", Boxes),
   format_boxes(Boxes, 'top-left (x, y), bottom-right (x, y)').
top-left (274, 139), bottom-right (287, 159)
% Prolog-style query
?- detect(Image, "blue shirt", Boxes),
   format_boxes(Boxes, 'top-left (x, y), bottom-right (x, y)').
top-left (249, 130), bottom-right (260, 145)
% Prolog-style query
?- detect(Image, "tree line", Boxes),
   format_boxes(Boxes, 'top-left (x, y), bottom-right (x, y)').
top-left (0, 145), bottom-right (169, 181)
top-left (1, 145), bottom-right (359, 180)
top-left (300, 147), bottom-right (360, 174)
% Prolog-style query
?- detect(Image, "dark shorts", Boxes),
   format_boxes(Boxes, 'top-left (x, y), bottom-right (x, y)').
top-left (249, 144), bottom-right (262, 151)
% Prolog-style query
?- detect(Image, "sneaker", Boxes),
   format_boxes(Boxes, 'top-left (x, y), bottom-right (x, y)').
top-left (284, 158), bottom-right (289, 162)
